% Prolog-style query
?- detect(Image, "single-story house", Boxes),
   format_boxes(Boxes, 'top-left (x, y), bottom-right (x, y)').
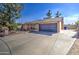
top-left (21, 17), bottom-right (64, 33)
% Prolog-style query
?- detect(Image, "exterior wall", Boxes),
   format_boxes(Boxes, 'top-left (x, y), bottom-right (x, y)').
top-left (26, 24), bottom-right (39, 31)
top-left (22, 22), bottom-right (62, 32)
top-left (57, 21), bottom-right (62, 32)
top-left (21, 24), bottom-right (28, 31)
top-left (34, 24), bottom-right (39, 31)
top-left (59, 21), bottom-right (62, 32)
top-left (57, 19), bottom-right (64, 32)
top-left (57, 21), bottom-right (59, 32)
top-left (61, 18), bottom-right (64, 30)
top-left (21, 17), bottom-right (64, 32)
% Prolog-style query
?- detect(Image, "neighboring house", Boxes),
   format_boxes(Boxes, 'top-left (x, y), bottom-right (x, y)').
top-left (21, 17), bottom-right (64, 33)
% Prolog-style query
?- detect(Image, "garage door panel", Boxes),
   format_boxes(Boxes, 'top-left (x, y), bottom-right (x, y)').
top-left (39, 23), bottom-right (57, 32)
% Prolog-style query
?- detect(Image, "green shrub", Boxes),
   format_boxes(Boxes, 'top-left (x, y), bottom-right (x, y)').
top-left (9, 23), bottom-right (18, 31)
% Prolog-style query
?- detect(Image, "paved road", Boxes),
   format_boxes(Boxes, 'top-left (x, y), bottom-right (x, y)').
top-left (0, 30), bottom-right (77, 55)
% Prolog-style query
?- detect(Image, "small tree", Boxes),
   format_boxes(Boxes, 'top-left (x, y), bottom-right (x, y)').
top-left (55, 11), bottom-right (61, 17)
top-left (75, 20), bottom-right (79, 31)
top-left (75, 20), bottom-right (79, 25)
top-left (0, 3), bottom-right (23, 30)
top-left (46, 10), bottom-right (52, 19)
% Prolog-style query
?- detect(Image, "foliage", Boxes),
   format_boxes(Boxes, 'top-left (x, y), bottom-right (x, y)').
top-left (0, 3), bottom-right (23, 30)
top-left (46, 10), bottom-right (52, 18)
top-left (75, 20), bottom-right (79, 25)
top-left (9, 23), bottom-right (18, 30)
top-left (17, 23), bottom-right (22, 26)
top-left (55, 11), bottom-right (61, 17)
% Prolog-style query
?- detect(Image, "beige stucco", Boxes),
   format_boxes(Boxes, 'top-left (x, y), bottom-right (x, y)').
top-left (57, 21), bottom-right (62, 32)
top-left (22, 17), bottom-right (64, 32)
top-left (33, 24), bottom-right (39, 31)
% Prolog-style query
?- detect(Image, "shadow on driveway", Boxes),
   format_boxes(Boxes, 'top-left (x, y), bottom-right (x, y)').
top-left (29, 31), bottom-right (56, 36)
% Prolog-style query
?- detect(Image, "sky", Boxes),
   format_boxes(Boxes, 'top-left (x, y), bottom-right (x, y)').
top-left (17, 3), bottom-right (79, 24)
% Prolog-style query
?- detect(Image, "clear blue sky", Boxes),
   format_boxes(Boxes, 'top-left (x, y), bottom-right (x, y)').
top-left (17, 3), bottom-right (79, 24)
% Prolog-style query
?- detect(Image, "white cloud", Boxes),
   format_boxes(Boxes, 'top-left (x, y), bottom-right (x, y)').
top-left (64, 14), bottom-right (79, 24)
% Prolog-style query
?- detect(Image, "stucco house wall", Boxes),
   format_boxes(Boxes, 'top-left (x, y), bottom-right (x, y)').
top-left (21, 17), bottom-right (64, 33)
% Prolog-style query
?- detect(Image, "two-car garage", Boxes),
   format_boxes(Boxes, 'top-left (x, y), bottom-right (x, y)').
top-left (21, 17), bottom-right (64, 33)
top-left (39, 23), bottom-right (57, 32)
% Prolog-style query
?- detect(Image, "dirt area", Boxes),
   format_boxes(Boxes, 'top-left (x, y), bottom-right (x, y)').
top-left (67, 31), bottom-right (79, 55)
top-left (67, 39), bottom-right (79, 55)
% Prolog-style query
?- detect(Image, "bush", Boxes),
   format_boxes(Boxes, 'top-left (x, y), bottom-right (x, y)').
top-left (0, 25), bottom-right (2, 29)
top-left (9, 23), bottom-right (18, 31)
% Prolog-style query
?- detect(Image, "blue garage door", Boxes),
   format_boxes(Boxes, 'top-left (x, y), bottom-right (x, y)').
top-left (39, 23), bottom-right (57, 32)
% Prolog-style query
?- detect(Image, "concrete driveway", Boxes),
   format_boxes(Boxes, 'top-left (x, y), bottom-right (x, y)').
top-left (0, 30), bottom-right (77, 55)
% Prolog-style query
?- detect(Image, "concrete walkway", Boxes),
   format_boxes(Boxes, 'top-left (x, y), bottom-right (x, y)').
top-left (0, 30), bottom-right (77, 55)
top-left (49, 30), bottom-right (76, 55)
